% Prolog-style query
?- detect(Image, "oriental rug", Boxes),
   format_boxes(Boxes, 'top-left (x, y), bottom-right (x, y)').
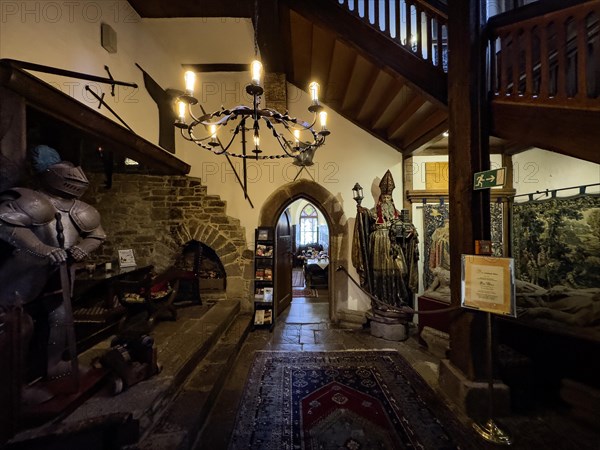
top-left (292, 288), bottom-right (318, 298)
top-left (228, 350), bottom-right (477, 449)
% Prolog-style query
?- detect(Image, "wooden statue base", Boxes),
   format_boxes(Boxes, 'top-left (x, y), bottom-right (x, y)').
top-left (21, 366), bottom-right (108, 428)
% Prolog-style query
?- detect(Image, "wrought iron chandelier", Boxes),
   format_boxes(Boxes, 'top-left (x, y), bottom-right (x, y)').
top-left (174, 61), bottom-right (330, 161)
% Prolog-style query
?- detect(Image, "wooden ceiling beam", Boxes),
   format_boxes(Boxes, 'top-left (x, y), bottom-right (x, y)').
top-left (310, 25), bottom-right (336, 98)
top-left (367, 80), bottom-right (405, 128)
top-left (256, 0), bottom-right (286, 73)
top-left (345, 64), bottom-right (381, 117)
top-left (128, 0), bottom-right (252, 18)
top-left (340, 57), bottom-right (375, 113)
top-left (182, 63), bottom-right (248, 73)
top-left (323, 41), bottom-right (356, 109)
top-left (491, 101), bottom-right (600, 164)
top-left (401, 109), bottom-right (448, 153)
top-left (289, 12), bottom-right (313, 89)
top-left (386, 95), bottom-right (426, 139)
top-left (406, 121), bottom-right (450, 155)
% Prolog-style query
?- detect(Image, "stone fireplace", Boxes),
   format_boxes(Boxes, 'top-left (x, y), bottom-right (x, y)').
top-left (82, 173), bottom-right (254, 309)
top-left (177, 240), bottom-right (227, 292)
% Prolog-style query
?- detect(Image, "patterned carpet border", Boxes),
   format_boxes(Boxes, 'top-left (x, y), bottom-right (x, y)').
top-left (228, 350), bottom-right (478, 449)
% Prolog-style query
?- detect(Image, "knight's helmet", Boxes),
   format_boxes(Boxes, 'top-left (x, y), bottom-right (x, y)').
top-left (31, 145), bottom-right (89, 198)
top-left (379, 170), bottom-right (396, 196)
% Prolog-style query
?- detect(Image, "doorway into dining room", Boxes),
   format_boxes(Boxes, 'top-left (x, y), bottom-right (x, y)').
top-left (284, 198), bottom-right (330, 325)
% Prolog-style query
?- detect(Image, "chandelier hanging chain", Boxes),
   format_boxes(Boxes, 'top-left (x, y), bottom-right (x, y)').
top-left (253, 0), bottom-right (259, 59)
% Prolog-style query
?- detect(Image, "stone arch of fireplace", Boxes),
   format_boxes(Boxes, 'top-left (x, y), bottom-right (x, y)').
top-left (258, 179), bottom-right (349, 322)
top-left (172, 220), bottom-right (250, 302)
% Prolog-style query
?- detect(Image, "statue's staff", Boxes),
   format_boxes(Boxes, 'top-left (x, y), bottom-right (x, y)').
top-left (55, 213), bottom-right (79, 388)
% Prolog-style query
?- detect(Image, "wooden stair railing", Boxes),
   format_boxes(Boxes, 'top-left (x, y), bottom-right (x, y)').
top-left (488, 0), bottom-right (600, 108)
top-left (337, 0), bottom-right (449, 73)
top-left (486, 1), bottom-right (600, 164)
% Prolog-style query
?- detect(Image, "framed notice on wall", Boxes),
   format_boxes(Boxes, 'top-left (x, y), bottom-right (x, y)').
top-left (118, 249), bottom-right (137, 268)
top-left (461, 255), bottom-right (516, 317)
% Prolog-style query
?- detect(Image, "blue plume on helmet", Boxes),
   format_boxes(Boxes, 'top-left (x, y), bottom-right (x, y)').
top-left (31, 145), bottom-right (62, 173)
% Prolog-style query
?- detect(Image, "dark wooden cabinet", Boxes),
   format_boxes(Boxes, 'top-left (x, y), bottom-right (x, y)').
top-left (72, 265), bottom-right (154, 350)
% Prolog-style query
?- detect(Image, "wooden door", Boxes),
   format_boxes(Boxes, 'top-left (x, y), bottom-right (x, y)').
top-left (275, 210), bottom-right (292, 317)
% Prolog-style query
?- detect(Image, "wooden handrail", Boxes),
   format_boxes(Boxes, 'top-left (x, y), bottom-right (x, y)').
top-left (336, 0), bottom-right (448, 73)
top-left (487, 0), bottom-right (600, 109)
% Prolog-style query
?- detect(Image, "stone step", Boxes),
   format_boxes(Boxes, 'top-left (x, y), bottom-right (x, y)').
top-left (7, 301), bottom-right (242, 449)
top-left (138, 313), bottom-right (253, 449)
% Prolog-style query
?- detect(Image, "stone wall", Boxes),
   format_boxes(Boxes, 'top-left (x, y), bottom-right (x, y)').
top-left (82, 173), bottom-right (254, 308)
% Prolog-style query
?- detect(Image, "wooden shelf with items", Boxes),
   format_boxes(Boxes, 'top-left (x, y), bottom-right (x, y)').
top-left (253, 227), bottom-right (275, 331)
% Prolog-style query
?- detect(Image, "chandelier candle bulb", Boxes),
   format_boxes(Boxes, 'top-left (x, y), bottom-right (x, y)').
top-left (251, 60), bottom-right (262, 86)
top-left (294, 129), bottom-right (300, 147)
top-left (319, 111), bottom-right (329, 134)
top-left (178, 101), bottom-right (186, 121)
top-left (253, 132), bottom-right (260, 150)
top-left (209, 124), bottom-right (218, 146)
top-left (184, 70), bottom-right (196, 95)
top-left (309, 81), bottom-right (320, 103)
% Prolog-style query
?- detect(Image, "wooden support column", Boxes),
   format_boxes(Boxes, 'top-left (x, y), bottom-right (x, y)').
top-left (438, 0), bottom-right (510, 420)
top-left (0, 86), bottom-right (27, 192)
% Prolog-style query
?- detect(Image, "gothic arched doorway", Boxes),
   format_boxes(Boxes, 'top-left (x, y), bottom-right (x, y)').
top-left (258, 180), bottom-right (349, 322)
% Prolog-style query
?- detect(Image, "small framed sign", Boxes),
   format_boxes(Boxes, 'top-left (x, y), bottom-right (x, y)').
top-left (256, 227), bottom-right (272, 242)
top-left (461, 254), bottom-right (516, 317)
top-left (263, 287), bottom-right (274, 303)
top-left (118, 249), bottom-right (137, 268)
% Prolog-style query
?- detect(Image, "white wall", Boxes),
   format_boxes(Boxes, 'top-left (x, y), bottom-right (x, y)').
top-left (512, 148), bottom-right (600, 200)
top-left (0, 1), bottom-right (179, 144)
top-left (0, 6), bottom-right (402, 321)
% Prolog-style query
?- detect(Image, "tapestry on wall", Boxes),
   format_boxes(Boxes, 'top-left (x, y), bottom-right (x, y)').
top-left (422, 203), bottom-right (504, 291)
top-left (512, 194), bottom-right (600, 338)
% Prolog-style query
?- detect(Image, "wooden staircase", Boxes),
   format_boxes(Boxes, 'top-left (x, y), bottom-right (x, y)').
top-left (487, 0), bottom-right (600, 164)
top-left (127, 0), bottom-right (600, 164)
top-left (280, 0), bottom-right (449, 155)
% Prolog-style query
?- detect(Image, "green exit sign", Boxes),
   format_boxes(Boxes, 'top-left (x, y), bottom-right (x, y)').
top-left (473, 168), bottom-right (506, 190)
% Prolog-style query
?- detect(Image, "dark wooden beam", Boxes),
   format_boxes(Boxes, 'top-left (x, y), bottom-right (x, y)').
top-left (491, 102), bottom-right (600, 164)
top-left (0, 61), bottom-right (190, 176)
top-left (182, 64), bottom-right (249, 73)
top-left (446, 0), bottom-right (489, 383)
top-left (284, 0), bottom-right (448, 107)
top-left (128, 0), bottom-right (252, 18)
top-left (487, 0), bottom-right (592, 29)
top-left (255, 0), bottom-right (286, 73)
